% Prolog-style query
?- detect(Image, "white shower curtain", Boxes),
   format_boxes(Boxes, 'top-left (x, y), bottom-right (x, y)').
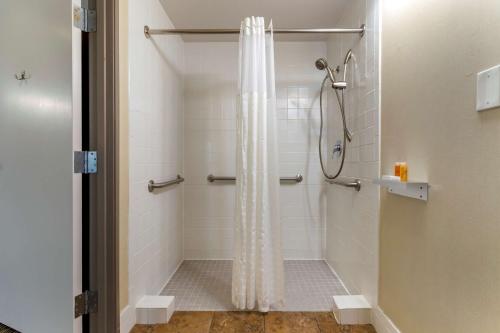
top-left (232, 17), bottom-right (284, 312)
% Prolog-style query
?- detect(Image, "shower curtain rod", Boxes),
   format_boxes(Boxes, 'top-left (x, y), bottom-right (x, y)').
top-left (144, 24), bottom-right (365, 38)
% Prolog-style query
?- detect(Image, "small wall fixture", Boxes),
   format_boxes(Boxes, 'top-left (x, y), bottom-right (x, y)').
top-left (15, 70), bottom-right (30, 81)
top-left (476, 64), bottom-right (500, 112)
top-left (325, 178), bottom-right (361, 191)
top-left (148, 175), bottom-right (184, 192)
top-left (374, 176), bottom-right (428, 201)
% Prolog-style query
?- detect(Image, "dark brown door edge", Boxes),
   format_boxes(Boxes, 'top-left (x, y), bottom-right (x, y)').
top-left (83, 0), bottom-right (119, 332)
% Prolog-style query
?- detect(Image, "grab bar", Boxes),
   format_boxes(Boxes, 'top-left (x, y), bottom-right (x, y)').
top-left (325, 178), bottom-right (361, 191)
top-left (148, 175), bottom-right (185, 192)
top-left (207, 174), bottom-right (303, 184)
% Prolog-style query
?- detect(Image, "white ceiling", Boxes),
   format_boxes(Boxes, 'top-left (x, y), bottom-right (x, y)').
top-left (159, 0), bottom-right (350, 41)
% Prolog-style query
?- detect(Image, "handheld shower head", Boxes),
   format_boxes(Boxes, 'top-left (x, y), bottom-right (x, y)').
top-left (315, 58), bottom-right (336, 84)
top-left (342, 49), bottom-right (353, 82)
top-left (315, 58), bottom-right (328, 70)
top-left (343, 49), bottom-right (353, 65)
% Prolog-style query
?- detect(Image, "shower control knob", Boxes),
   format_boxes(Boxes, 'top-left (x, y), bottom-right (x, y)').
top-left (333, 140), bottom-right (342, 158)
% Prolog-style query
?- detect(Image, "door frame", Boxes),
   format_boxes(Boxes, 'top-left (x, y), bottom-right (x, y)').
top-left (85, 0), bottom-right (119, 331)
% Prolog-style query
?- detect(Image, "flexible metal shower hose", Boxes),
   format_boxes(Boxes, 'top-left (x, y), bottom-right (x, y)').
top-left (318, 75), bottom-right (349, 180)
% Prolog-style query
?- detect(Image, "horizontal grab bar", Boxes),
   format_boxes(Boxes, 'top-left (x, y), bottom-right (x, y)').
top-left (148, 175), bottom-right (185, 192)
top-left (325, 178), bottom-right (361, 191)
top-left (207, 174), bottom-right (303, 184)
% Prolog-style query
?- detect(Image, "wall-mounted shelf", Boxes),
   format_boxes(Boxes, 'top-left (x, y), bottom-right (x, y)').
top-left (374, 176), bottom-right (428, 201)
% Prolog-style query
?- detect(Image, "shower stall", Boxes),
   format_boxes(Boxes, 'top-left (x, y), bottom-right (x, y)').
top-left (171, 40), bottom-right (350, 311)
top-left (124, 0), bottom-right (379, 326)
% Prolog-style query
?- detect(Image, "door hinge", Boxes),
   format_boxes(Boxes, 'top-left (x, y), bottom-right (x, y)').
top-left (74, 290), bottom-right (98, 318)
top-left (73, 5), bottom-right (96, 32)
top-left (74, 151), bottom-right (98, 174)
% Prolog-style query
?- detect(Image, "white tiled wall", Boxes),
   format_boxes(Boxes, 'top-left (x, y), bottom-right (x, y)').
top-left (325, 0), bottom-right (380, 307)
top-left (183, 42), bottom-right (328, 259)
top-left (128, 0), bottom-right (184, 310)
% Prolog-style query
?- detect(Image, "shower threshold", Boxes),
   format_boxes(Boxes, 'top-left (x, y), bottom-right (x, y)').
top-left (161, 260), bottom-right (348, 311)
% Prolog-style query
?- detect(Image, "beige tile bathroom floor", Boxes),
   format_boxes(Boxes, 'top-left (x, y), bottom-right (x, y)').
top-left (130, 311), bottom-right (377, 333)
top-left (162, 260), bottom-right (348, 311)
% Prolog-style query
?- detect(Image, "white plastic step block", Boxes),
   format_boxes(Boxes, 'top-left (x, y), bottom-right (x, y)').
top-left (136, 295), bottom-right (175, 325)
top-left (332, 295), bottom-right (371, 325)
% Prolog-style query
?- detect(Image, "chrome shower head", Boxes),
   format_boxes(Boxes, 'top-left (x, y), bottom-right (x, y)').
top-left (315, 58), bottom-right (336, 84)
top-left (315, 58), bottom-right (328, 70)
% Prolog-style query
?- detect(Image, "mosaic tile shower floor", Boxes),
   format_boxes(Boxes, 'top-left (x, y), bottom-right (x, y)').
top-left (161, 260), bottom-right (348, 311)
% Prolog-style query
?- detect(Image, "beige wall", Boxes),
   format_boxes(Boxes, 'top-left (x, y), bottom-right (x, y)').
top-left (118, 0), bottom-right (129, 311)
top-left (380, 1), bottom-right (500, 332)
